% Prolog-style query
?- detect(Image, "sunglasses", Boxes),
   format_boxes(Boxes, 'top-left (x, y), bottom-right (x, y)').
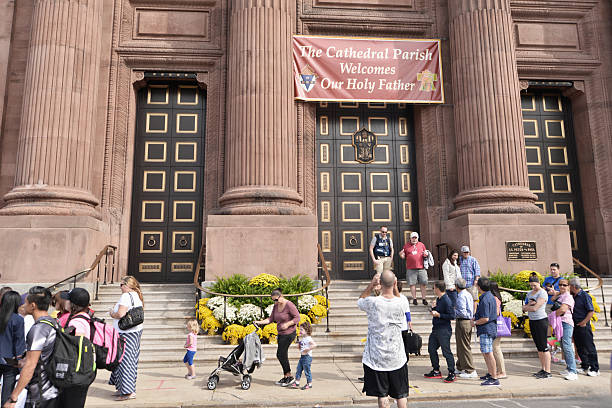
top-left (272, 298), bottom-right (279, 302)
top-left (559, 284), bottom-right (569, 287)
top-left (380, 231), bottom-right (388, 234)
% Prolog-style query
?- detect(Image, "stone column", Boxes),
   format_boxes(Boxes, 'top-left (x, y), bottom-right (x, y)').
top-left (218, 0), bottom-right (307, 214)
top-left (448, 0), bottom-right (539, 217)
top-left (0, 0), bottom-right (103, 218)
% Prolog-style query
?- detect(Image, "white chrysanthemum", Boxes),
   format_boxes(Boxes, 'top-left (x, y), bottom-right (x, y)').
top-left (298, 295), bottom-right (318, 313)
top-left (212, 303), bottom-right (238, 324)
top-left (500, 291), bottom-right (515, 304)
top-left (207, 296), bottom-right (227, 311)
top-left (237, 304), bottom-right (263, 325)
top-left (504, 299), bottom-right (525, 317)
top-left (265, 303), bottom-right (275, 317)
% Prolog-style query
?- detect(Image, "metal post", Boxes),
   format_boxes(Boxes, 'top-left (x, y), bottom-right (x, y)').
top-left (73, 276), bottom-right (77, 289)
top-left (600, 285), bottom-right (609, 327)
top-left (110, 248), bottom-right (116, 284)
top-left (95, 263), bottom-right (100, 301)
top-left (223, 296), bottom-right (227, 326)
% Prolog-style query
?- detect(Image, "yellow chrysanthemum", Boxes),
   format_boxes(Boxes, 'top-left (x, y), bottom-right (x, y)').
top-left (589, 293), bottom-right (601, 313)
top-left (196, 305), bottom-right (213, 320)
top-left (222, 324), bottom-right (245, 345)
top-left (244, 323), bottom-right (263, 338)
top-left (523, 318), bottom-right (531, 336)
top-left (590, 321), bottom-right (596, 332)
top-left (515, 270), bottom-right (544, 284)
top-left (249, 273), bottom-right (280, 288)
top-left (262, 323), bottom-right (278, 344)
top-left (308, 304), bottom-right (328, 324)
top-left (201, 315), bottom-right (222, 335)
top-left (314, 294), bottom-right (328, 308)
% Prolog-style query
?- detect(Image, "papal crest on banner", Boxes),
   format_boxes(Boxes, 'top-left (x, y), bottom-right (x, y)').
top-left (297, 65), bottom-right (317, 92)
top-left (352, 128), bottom-right (377, 164)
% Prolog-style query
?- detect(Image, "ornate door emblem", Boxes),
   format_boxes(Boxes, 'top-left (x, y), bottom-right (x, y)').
top-left (352, 128), bottom-right (377, 164)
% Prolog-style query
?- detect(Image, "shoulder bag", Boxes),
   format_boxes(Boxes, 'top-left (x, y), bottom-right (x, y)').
top-left (118, 292), bottom-right (144, 330)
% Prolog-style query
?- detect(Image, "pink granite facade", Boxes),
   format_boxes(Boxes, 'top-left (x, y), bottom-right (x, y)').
top-left (0, 0), bottom-right (610, 283)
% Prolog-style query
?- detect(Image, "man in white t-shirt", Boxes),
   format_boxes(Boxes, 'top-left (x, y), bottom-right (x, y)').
top-left (358, 271), bottom-right (409, 408)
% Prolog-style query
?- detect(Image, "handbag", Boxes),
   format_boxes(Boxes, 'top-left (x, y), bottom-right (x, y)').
top-left (550, 300), bottom-right (562, 311)
top-left (496, 316), bottom-right (512, 337)
top-left (118, 292), bottom-right (144, 330)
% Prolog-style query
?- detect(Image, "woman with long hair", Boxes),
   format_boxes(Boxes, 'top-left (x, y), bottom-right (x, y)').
top-left (254, 288), bottom-right (300, 386)
top-left (442, 249), bottom-right (460, 307)
top-left (109, 276), bottom-right (144, 401)
top-left (0, 291), bottom-right (26, 406)
top-left (489, 282), bottom-right (507, 378)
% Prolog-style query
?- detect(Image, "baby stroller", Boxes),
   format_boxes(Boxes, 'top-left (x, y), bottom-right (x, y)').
top-left (207, 328), bottom-right (265, 390)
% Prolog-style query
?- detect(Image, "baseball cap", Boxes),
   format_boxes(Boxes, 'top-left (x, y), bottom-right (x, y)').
top-left (461, 245), bottom-right (470, 253)
top-left (410, 232), bottom-right (419, 239)
top-left (61, 288), bottom-right (90, 308)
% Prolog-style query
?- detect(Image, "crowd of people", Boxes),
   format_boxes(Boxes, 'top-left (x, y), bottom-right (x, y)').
top-left (0, 276), bottom-right (143, 407)
top-left (0, 231), bottom-right (608, 407)
top-left (361, 226), bottom-right (605, 407)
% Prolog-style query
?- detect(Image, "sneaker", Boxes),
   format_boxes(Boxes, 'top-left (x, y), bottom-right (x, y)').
top-left (535, 371), bottom-right (552, 379)
top-left (413, 299), bottom-right (418, 306)
top-left (281, 376), bottom-right (295, 387)
top-left (275, 377), bottom-right (287, 385)
top-left (424, 370), bottom-right (442, 379)
top-left (289, 382), bottom-right (300, 389)
top-left (443, 373), bottom-right (456, 383)
top-left (481, 378), bottom-right (500, 386)
top-left (357, 376), bottom-right (365, 382)
top-left (576, 368), bottom-right (585, 374)
top-left (301, 383), bottom-right (312, 390)
top-left (455, 370), bottom-right (466, 375)
top-left (587, 370), bottom-right (600, 377)
top-left (422, 299), bottom-right (428, 306)
top-left (532, 369), bottom-right (545, 377)
top-left (460, 371), bottom-right (478, 379)
top-left (480, 373), bottom-right (492, 381)
top-left (185, 375), bottom-right (196, 380)
top-left (559, 369), bottom-right (569, 376)
top-left (564, 372), bottom-right (578, 381)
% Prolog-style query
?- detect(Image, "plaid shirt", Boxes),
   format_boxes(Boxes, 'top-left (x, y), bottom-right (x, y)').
top-left (460, 255), bottom-right (480, 287)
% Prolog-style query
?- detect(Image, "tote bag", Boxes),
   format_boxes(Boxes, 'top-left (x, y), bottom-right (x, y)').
top-left (496, 316), bottom-right (512, 337)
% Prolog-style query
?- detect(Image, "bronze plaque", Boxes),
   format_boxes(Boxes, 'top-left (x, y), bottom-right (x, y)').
top-left (506, 241), bottom-right (537, 261)
top-left (352, 128), bottom-right (377, 163)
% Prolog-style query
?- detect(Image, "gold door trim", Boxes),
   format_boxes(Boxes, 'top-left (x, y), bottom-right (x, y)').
top-left (550, 173), bottom-right (572, 193)
top-left (139, 262), bottom-right (162, 273)
top-left (372, 145), bottom-right (389, 164)
top-left (371, 201), bottom-right (392, 222)
top-left (343, 261), bottom-right (365, 270)
top-left (174, 171), bottom-right (197, 192)
top-left (172, 231), bottom-right (194, 253)
top-left (368, 117), bottom-right (388, 136)
top-left (321, 230), bottom-right (332, 252)
top-left (173, 201), bottom-right (196, 222)
top-left (525, 146), bottom-right (541, 166)
top-left (553, 201), bottom-right (575, 221)
top-left (340, 116), bottom-right (360, 135)
top-left (176, 114), bottom-right (198, 134)
top-left (545, 119), bottom-right (565, 139)
top-left (175, 142), bottom-right (197, 163)
top-left (340, 144), bottom-right (359, 164)
top-left (521, 93), bottom-right (536, 111)
top-left (143, 171), bottom-right (166, 192)
top-left (319, 116), bottom-right (329, 135)
top-left (342, 231), bottom-right (364, 252)
top-left (547, 146), bottom-right (568, 166)
top-left (400, 145), bottom-right (409, 164)
top-left (523, 119), bottom-right (539, 138)
top-left (369, 172), bottom-right (391, 193)
top-left (146, 113), bottom-right (168, 133)
top-left (141, 201), bottom-right (165, 222)
top-left (535, 201), bottom-right (547, 213)
top-left (320, 172), bottom-right (330, 193)
top-left (320, 144), bottom-right (330, 164)
top-left (528, 173), bottom-right (544, 193)
top-left (341, 172), bottom-right (362, 193)
top-left (140, 231), bottom-right (163, 253)
top-left (401, 173), bottom-right (411, 193)
top-left (342, 201), bottom-right (363, 222)
top-left (398, 117), bottom-right (408, 136)
top-left (402, 201), bottom-right (412, 222)
top-left (320, 201), bottom-right (331, 222)
top-left (177, 85), bottom-right (199, 105)
top-left (144, 141), bottom-right (167, 162)
top-left (542, 94), bottom-right (562, 112)
top-left (147, 85), bottom-right (169, 105)
top-left (171, 262), bottom-right (194, 272)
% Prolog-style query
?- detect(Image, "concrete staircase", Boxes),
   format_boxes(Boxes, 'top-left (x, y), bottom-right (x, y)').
top-left (91, 279), bottom-right (612, 368)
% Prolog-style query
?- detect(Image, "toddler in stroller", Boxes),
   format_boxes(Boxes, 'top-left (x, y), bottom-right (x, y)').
top-left (207, 328), bottom-right (265, 390)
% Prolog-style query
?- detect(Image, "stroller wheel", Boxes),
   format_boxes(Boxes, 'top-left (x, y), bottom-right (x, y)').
top-left (241, 374), bottom-right (251, 390)
top-left (207, 375), bottom-right (219, 390)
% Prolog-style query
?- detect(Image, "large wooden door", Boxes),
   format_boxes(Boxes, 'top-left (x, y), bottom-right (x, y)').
top-left (129, 82), bottom-right (206, 283)
top-left (317, 102), bottom-right (419, 280)
top-left (522, 90), bottom-right (588, 263)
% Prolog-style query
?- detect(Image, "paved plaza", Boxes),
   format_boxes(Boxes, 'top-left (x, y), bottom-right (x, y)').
top-left (84, 356), bottom-right (610, 407)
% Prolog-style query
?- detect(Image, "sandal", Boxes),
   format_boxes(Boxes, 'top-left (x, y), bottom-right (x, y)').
top-left (115, 393), bottom-right (136, 401)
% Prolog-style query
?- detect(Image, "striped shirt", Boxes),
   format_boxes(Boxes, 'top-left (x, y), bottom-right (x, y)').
top-left (460, 255), bottom-right (480, 288)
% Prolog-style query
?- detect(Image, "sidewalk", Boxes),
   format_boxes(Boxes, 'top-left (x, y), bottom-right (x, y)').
top-left (84, 356), bottom-right (610, 407)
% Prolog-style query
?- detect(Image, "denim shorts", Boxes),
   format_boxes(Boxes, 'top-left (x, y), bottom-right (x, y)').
top-left (479, 334), bottom-right (494, 353)
top-left (183, 350), bottom-right (196, 365)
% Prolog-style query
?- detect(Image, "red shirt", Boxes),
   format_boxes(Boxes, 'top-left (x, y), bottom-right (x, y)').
top-left (403, 241), bottom-right (427, 269)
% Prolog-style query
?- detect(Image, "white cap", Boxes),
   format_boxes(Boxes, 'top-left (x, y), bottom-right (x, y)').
top-left (410, 232), bottom-right (419, 239)
top-left (461, 245), bottom-right (470, 253)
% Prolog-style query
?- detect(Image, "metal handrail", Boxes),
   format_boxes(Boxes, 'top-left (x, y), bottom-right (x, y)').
top-left (46, 245), bottom-right (118, 301)
top-left (496, 257), bottom-right (607, 327)
top-left (193, 244), bottom-right (332, 331)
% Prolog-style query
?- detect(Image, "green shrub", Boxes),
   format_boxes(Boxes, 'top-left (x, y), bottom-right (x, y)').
top-left (489, 269), bottom-right (529, 300)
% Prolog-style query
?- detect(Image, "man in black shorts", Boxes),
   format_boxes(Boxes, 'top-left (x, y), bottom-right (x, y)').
top-left (358, 271), bottom-right (410, 408)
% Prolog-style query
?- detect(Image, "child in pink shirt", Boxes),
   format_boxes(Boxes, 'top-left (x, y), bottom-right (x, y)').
top-left (184, 319), bottom-right (199, 379)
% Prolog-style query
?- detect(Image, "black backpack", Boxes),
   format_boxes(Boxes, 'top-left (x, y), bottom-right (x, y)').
top-left (403, 330), bottom-right (422, 356)
top-left (39, 319), bottom-right (97, 388)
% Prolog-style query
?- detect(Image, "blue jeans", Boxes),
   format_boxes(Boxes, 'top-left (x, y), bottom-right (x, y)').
top-left (295, 355), bottom-right (312, 383)
top-left (561, 322), bottom-right (576, 373)
top-left (446, 290), bottom-right (458, 310)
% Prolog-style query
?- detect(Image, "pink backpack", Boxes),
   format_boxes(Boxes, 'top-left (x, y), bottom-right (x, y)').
top-left (66, 313), bottom-right (126, 371)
